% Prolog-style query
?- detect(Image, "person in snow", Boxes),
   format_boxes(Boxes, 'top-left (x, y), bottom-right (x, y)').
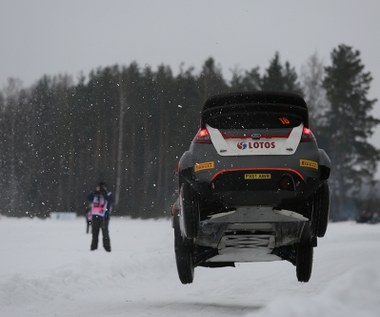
top-left (88, 182), bottom-right (113, 252)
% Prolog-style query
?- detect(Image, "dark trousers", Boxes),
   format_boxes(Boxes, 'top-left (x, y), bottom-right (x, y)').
top-left (91, 216), bottom-right (111, 251)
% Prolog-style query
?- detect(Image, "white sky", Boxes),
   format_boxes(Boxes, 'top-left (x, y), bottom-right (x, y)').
top-left (1, 0), bottom-right (380, 160)
top-left (1, 0), bottom-right (379, 87)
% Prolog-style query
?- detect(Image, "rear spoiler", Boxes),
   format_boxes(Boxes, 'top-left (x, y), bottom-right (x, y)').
top-left (201, 91), bottom-right (309, 128)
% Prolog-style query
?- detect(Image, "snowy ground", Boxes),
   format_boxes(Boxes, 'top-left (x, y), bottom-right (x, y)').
top-left (0, 216), bottom-right (379, 317)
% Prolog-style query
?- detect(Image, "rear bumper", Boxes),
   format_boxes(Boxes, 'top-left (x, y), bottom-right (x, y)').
top-left (186, 167), bottom-right (319, 212)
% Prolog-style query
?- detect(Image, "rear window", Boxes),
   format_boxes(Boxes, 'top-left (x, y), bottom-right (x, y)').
top-left (206, 111), bottom-right (302, 129)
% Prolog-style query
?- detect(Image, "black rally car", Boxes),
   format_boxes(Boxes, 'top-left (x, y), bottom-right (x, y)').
top-left (172, 91), bottom-right (331, 284)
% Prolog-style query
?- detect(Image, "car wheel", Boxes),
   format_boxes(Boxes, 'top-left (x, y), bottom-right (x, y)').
top-left (173, 213), bottom-right (194, 284)
top-left (296, 243), bottom-right (313, 282)
top-left (296, 226), bottom-right (313, 282)
top-left (180, 182), bottom-right (200, 239)
top-left (312, 182), bottom-right (330, 238)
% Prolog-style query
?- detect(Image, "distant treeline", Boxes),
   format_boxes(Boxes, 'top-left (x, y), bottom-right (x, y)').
top-left (0, 44), bottom-right (378, 220)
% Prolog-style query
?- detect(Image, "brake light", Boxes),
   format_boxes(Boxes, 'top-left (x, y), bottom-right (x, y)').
top-left (194, 128), bottom-right (211, 144)
top-left (301, 127), bottom-right (316, 142)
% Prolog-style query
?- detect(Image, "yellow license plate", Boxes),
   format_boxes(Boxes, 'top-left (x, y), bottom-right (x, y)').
top-left (244, 173), bottom-right (272, 180)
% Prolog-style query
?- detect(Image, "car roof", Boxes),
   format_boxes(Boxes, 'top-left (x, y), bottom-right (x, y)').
top-left (201, 91), bottom-right (309, 128)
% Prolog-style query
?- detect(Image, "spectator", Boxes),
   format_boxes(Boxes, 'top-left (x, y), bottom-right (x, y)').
top-left (88, 182), bottom-right (112, 252)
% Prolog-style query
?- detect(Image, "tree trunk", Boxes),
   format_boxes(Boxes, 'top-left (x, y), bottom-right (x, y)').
top-left (115, 76), bottom-right (126, 209)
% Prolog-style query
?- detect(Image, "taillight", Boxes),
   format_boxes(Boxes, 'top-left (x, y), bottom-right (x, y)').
top-left (301, 127), bottom-right (316, 142)
top-left (193, 128), bottom-right (211, 144)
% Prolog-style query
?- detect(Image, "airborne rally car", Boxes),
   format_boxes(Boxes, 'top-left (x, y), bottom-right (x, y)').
top-left (172, 91), bottom-right (331, 284)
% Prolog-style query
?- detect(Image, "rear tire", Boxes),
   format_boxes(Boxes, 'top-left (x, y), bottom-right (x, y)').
top-left (312, 182), bottom-right (330, 237)
top-left (296, 226), bottom-right (313, 282)
top-left (173, 213), bottom-right (194, 284)
top-left (180, 182), bottom-right (200, 239)
top-left (296, 244), bottom-right (313, 282)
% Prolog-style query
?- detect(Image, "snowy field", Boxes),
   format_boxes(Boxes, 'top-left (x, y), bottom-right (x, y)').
top-left (0, 216), bottom-right (379, 317)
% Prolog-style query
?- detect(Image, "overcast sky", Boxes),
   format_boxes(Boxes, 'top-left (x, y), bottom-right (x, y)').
top-left (1, 1), bottom-right (380, 144)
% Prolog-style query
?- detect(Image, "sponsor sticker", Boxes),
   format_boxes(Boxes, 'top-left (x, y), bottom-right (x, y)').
top-left (244, 173), bottom-right (272, 180)
top-left (194, 161), bottom-right (215, 172)
top-left (237, 141), bottom-right (276, 150)
top-left (300, 159), bottom-right (319, 170)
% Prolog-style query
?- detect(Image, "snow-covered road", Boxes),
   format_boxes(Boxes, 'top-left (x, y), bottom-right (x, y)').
top-left (0, 217), bottom-right (379, 316)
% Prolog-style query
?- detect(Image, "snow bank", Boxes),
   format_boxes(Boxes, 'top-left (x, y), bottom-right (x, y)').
top-left (246, 260), bottom-right (380, 317)
top-left (0, 218), bottom-right (379, 317)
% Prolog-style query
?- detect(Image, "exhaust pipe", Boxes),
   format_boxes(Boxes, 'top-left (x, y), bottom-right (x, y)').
top-left (278, 174), bottom-right (295, 191)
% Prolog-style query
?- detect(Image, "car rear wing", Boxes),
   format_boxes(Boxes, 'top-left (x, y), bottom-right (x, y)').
top-left (201, 91), bottom-right (309, 128)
